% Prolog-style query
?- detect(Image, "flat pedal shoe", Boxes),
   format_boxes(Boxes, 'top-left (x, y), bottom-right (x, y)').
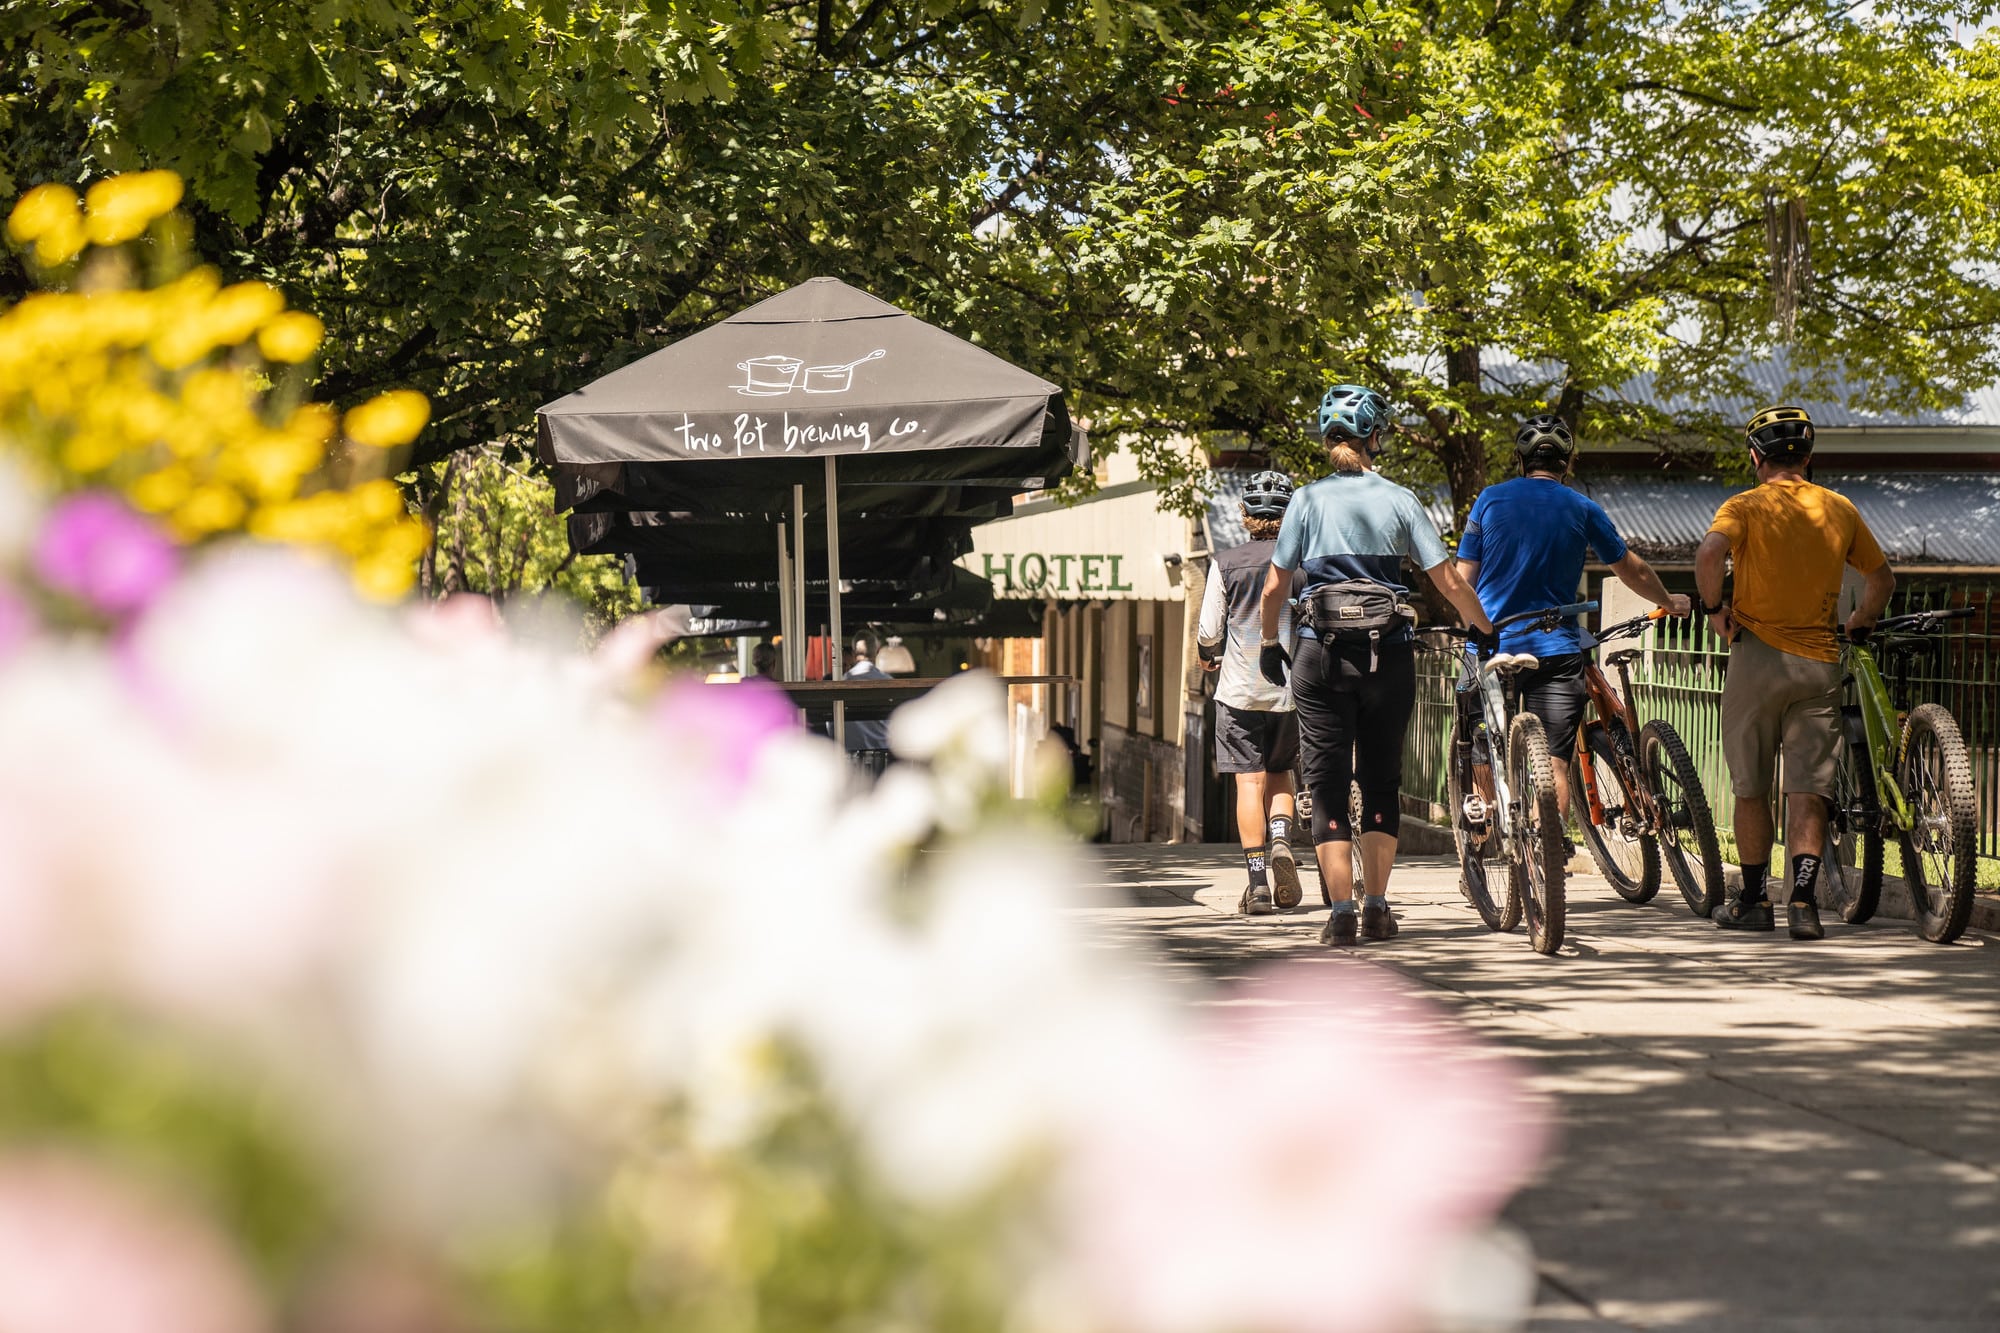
top-left (1321, 910), bottom-right (1358, 946)
top-left (1788, 900), bottom-right (1824, 940)
top-left (1268, 841), bottom-right (1304, 910)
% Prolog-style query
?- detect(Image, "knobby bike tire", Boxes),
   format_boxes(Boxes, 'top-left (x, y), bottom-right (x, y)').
top-left (1898, 703), bottom-right (1978, 944)
top-left (1348, 780), bottom-right (1368, 898)
top-left (1571, 719), bottom-right (1662, 904)
top-left (1640, 720), bottom-right (1725, 918)
top-left (1509, 711), bottom-right (1567, 955)
top-left (1450, 717), bottom-right (1519, 932)
top-left (1823, 705), bottom-right (1883, 925)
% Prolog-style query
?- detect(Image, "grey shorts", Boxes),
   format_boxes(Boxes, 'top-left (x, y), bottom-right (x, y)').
top-left (1214, 703), bottom-right (1299, 774)
top-left (1720, 631), bottom-right (1842, 799)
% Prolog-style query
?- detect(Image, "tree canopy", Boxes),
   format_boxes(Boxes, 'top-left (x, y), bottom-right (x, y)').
top-left (7, 1), bottom-right (2000, 525)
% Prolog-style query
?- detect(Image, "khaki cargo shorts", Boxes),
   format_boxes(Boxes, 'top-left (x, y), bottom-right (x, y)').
top-left (1720, 630), bottom-right (1843, 799)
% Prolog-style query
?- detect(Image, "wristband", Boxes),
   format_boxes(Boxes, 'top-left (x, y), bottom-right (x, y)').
top-left (1261, 636), bottom-right (1280, 647)
top-left (1701, 600), bottom-right (1725, 617)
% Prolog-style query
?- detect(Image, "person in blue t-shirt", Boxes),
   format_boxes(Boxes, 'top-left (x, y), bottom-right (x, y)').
top-left (1454, 414), bottom-right (1689, 818)
top-left (1257, 384), bottom-right (1494, 948)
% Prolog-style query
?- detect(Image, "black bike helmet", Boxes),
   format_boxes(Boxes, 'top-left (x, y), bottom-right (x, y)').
top-left (1514, 413), bottom-right (1575, 472)
top-left (1241, 469), bottom-right (1295, 519)
top-left (1746, 405), bottom-right (1814, 462)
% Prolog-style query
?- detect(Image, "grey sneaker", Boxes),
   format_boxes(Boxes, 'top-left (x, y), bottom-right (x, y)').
top-left (1361, 900), bottom-right (1399, 941)
top-left (1239, 882), bottom-right (1275, 916)
top-left (1268, 841), bottom-right (1304, 911)
top-left (1714, 896), bottom-right (1775, 931)
top-left (1788, 900), bottom-right (1824, 941)
top-left (1321, 909), bottom-right (1359, 946)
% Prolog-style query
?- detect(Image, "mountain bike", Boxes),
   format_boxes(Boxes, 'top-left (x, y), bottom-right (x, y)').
top-left (1430, 600), bottom-right (1596, 956)
top-left (1822, 606), bottom-right (1979, 943)
top-left (1296, 775), bottom-right (1368, 906)
top-left (1571, 609), bottom-right (1726, 917)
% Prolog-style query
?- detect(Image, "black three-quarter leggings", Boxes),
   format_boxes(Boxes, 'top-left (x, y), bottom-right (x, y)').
top-left (1291, 635), bottom-right (1417, 844)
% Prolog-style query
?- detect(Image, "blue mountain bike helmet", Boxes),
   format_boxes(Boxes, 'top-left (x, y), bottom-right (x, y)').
top-left (1318, 384), bottom-right (1391, 449)
top-left (1241, 469), bottom-right (1295, 518)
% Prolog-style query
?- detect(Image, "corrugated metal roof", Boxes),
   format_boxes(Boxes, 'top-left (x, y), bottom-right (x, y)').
top-left (1485, 356), bottom-right (2000, 429)
top-left (1577, 473), bottom-right (2000, 565)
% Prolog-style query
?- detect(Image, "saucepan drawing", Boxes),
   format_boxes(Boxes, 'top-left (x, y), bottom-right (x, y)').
top-left (801, 349), bottom-right (887, 394)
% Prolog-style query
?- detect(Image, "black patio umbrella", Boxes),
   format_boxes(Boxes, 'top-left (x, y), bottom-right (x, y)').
top-left (538, 277), bottom-right (1084, 687)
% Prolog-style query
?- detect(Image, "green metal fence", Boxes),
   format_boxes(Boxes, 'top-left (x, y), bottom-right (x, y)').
top-left (1404, 579), bottom-right (2000, 885)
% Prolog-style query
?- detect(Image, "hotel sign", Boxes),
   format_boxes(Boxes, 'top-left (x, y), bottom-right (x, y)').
top-left (961, 484), bottom-right (1192, 601)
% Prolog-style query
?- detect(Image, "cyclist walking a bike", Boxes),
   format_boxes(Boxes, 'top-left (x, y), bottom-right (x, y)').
top-left (1696, 406), bottom-right (1896, 940)
top-left (1197, 470), bottom-right (1307, 917)
top-left (1258, 384), bottom-right (1494, 946)
top-left (1455, 415), bottom-right (1691, 825)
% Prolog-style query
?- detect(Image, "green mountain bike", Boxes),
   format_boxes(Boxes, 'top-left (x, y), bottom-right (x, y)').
top-left (1822, 606), bottom-right (1980, 944)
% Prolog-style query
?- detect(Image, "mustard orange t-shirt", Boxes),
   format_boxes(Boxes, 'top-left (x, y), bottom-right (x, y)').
top-left (1708, 479), bottom-right (1886, 663)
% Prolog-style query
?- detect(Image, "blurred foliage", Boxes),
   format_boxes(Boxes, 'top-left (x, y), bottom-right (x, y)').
top-left (6, 2), bottom-right (2000, 530)
top-left (0, 171), bottom-right (432, 598)
top-left (422, 441), bottom-right (643, 628)
top-left (0, 1013), bottom-right (337, 1286)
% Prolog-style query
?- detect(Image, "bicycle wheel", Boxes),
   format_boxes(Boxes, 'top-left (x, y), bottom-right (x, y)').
top-left (1348, 779), bottom-right (1367, 898)
top-left (1509, 711), bottom-right (1567, 955)
top-left (1822, 705), bottom-right (1882, 925)
top-left (1571, 720), bottom-right (1661, 904)
top-left (1640, 720), bottom-right (1725, 918)
top-left (1897, 703), bottom-right (1978, 944)
top-left (1449, 717), bottom-right (1519, 932)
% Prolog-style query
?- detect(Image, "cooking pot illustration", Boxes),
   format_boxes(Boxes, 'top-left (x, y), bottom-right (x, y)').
top-left (736, 354), bottom-right (804, 396)
top-left (800, 348), bottom-right (886, 394)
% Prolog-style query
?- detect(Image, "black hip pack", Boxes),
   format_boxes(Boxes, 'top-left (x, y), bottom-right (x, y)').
top-left (1298, 579), bottom-right (1410, 671)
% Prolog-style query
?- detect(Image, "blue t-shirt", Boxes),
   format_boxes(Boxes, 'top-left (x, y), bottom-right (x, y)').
top-left (1272, 472), bottom-right (1451, 641)
top-left (1458, 477), bottom-right (1628, 656)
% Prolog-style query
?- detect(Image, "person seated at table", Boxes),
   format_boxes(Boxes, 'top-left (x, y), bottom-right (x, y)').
top-left (843, 634), bottom-right (892, 752)
top-left (751, 641), bottom-right (779, 680)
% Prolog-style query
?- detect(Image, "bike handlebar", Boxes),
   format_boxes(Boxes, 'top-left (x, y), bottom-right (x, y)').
top-left (1843, 605), bottom-right (1974, 646)
top-left (1494, 599), bottom-right (1598, 630)
top-left (1595, 606), bottom-right (1674, 645)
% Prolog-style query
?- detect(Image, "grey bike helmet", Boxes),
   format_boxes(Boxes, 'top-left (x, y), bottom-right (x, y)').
top-left (1514, 413), bottom-right (1575, 471)
top-left (1241, 469), bottom-right (1295, 519)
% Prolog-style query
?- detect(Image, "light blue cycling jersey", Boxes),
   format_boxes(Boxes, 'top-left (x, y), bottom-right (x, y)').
top-left (1271, 471), bottom-right (1451, 640)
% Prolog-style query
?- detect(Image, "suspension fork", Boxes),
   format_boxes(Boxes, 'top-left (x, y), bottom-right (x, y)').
top-left (1847, 647), bottom-right (1913, 834)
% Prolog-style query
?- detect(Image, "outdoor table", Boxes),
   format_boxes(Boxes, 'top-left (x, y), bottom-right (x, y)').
top-left (772, 674), bottom-right (1073, 722)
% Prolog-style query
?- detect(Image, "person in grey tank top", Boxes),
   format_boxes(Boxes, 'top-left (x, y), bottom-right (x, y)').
top-left (1197, 471), bottom-right (1305, 915)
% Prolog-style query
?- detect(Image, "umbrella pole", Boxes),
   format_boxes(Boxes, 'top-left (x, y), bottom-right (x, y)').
top-left (776, 522), bottom-right (793, 681)
top-left (791, 485), bottom-right (806, 681)
top-left (825, 455), bottom-right (844, 748)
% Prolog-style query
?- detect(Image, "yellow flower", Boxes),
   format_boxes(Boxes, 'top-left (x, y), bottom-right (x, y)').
top-left (7, 183), bottom-right (80, 244)
top-left (175, 483), bottom-right (249, 537)
top-left (130, 466), bottom-right (195, 514)
top-left (343, 390), bottom-right (430, 448)
top-left (33, 217), bottom-right (86, 268)
top-left (350, 478), bottom-right (408, 524)
top-left (281, 402), bottom-right (338, 446)
top-left (352, 547), bottom-right (419, 602)
top-left (83, 171), bottom-right (184, 246)
top-left (230, 431), bottom-right (322, 501)
top-left (202, 282), bottom-right (287, 347)
top-left (257, 311), bottom-right (324, 363)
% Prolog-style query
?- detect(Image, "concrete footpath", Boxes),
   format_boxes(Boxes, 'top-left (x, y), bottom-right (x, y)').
top-left (1075, 844), bottom-right (2000, 1332)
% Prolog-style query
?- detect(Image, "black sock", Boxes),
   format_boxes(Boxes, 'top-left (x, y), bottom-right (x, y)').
top-left (1790, 853), bottom-right (1822, 907)
top-left (1740, 862), bottom-right (1768, 905)
top-left (1269, 814), bottom-right (1294, 848)
top-left (1244, 846), bottom-right (1269, 888)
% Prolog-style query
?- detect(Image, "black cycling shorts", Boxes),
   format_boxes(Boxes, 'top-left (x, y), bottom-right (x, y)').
top-left (1291, 635), bottom-right (1415, 842)
top-left (1469, 652), bottom-right (1587, 763)
top-left (1214, 703), bottom-right (1299, 774)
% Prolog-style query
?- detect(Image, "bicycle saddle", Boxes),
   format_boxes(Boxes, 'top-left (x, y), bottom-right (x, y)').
top-left (1603, 648), bottom-right (1642, 668)
top-left (1487, 652), bottom-right (1541, 674)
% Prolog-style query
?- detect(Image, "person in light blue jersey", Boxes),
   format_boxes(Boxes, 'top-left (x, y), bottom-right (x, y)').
top-left (1258, 384), bottom-right (1493, 947)
top-left (1455, 415), bottom-right (1688, 820)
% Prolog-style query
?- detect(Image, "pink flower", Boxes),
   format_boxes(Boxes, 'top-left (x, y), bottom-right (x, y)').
top-left (0, 1155), bottom-right (268, 1333)
top-left (652, 674), bottom-right (800, 793)
top-left (32, 493), bottom-right (179, 617)
top-left (1062, 964), bottom-right (1547, 1333)
top-left (0, 585), bottom-right (34, 660)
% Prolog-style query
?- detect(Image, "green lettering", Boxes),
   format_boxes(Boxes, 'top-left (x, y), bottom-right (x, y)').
top-left (1107, 553), bottom-right (1134, 592)
top-left (1050, 553), bottom-right (1076, 591)
top-left (1019, 553), bottom-right (1049, 591)
top-left (982, 552), bottom-right (1013, 591)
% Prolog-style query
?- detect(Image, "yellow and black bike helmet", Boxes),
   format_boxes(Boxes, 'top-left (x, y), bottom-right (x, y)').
top-left (1746, 405), bottom-right (1814, 462)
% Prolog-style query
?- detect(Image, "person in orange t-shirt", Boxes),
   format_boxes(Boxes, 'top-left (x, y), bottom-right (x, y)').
top-left (1695, 406), bottom-right (1896, 940)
